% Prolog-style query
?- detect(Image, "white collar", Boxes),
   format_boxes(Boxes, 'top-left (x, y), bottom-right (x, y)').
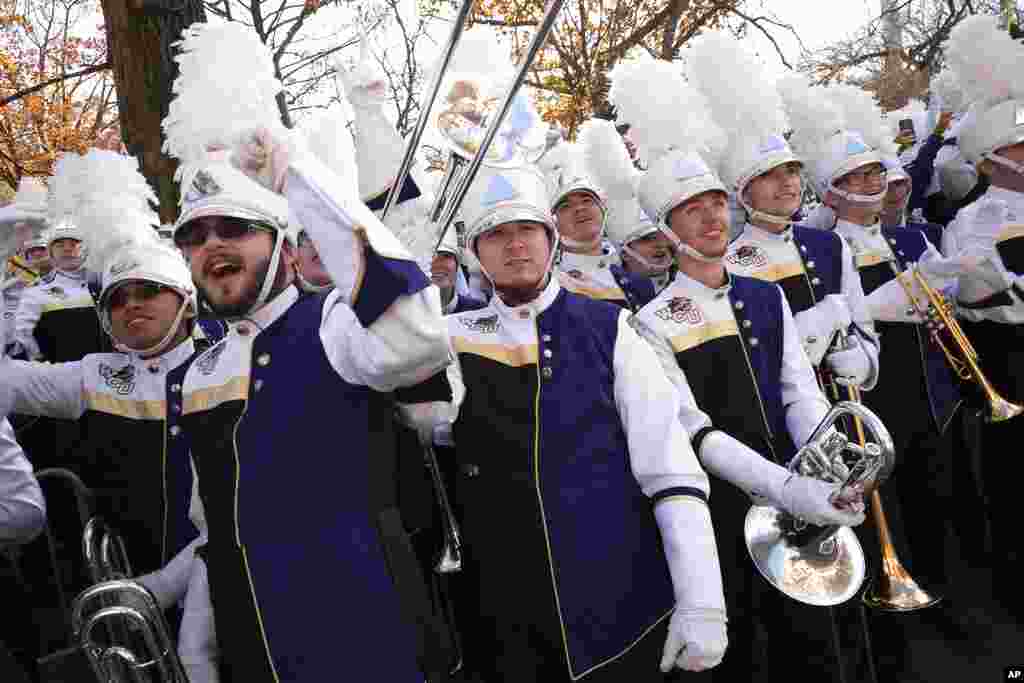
top-left (491, 275), bottom-right (561, 321)
top-left (670, 268), bottom-right (732, 298)
top-left (233, 284), bottom-right (299, 333)
top-left (742, 221), bottom-right (794, 243)
top-left (559, 241), bottom-right (618, 269)
top-left (834, 217), bottom-right (883, 237)
top-left (127, 337), bottom-right (196, 372)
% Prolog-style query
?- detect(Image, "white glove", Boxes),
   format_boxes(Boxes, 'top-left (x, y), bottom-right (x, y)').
top-left (178, 558), bottom-right (219, 683)
top-left (823, 334), bottom-right (872, 387)
top-left (134, 536), bottom-right (203, 609)
top-left (779, 474), bottom-right (866, 527)
top-left (661, 607), bottom-right (728, 672)
top-left (654, 500), bottom-right (728, 672)
top-left (336, 50), bottom-right (389, 110)
top-left (229, 126), bottom-right (304, 194)
top-left (793, 294), bottom-right (852, 365)
top-left (699, 431), bottom-right (865, 527)
top-left (394, 401), bottom-right (454, 444)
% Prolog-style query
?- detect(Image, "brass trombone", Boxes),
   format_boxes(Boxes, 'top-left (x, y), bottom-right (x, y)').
top-left (892, 262), bottom-right (1023, 423)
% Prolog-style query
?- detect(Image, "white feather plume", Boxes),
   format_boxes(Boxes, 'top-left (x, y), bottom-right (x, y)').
top-left (777, 74), bottom-right (843, 162)
top-left (46, 149), bottom-right (159, 272)
top-left (49, 150), bottom-right (157, 223)
top-left (685, 31), bottom-right (788, 187)
top-left (79, 198), bottom-right (164, 273)
top-left (608, 57), bottom-right (725, 167)
top-left (578, 118), bottom-right (636, 200)
top-left (828, 84), bottom-right (887, 150)
top-left (945, 15), bottom-right (1024, 108)
top-left (931, 68), bottom-right (967, 113)
top-left (163, 21), bottom-right (284, 167)
top-left (379, 164), bottom-right (437, 268)
top-left (443, 29), bottom-right (513, 80)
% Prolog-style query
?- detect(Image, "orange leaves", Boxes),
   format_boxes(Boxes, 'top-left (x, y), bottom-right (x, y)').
top-left (0, 0), bottom-right (117, 187)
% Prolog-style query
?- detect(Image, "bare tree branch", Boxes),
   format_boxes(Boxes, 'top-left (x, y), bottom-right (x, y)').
top-left (0, 61), bottom-right (111, 107)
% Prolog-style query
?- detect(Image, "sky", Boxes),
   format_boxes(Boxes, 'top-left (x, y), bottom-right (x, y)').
top-left (727, 0), bottom-right (878, 82)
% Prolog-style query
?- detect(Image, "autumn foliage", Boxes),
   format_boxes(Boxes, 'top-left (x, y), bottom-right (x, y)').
top-left (0, 0), bottom-right (119, 191)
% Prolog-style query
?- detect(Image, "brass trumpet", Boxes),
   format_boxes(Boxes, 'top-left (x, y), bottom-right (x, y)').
top-left (892, 263), bottom-right (1023, 423)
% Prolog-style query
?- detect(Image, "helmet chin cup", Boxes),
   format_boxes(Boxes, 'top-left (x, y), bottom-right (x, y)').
top-left (656, 223), bottom-right (722, 265)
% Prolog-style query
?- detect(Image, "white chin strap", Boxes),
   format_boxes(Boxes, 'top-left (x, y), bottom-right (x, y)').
top-left (984, 151), bottom-right (1024, 176)
top-left (296, 270), bottom-right (333, 294)
top-left (657, 224), bottom-right (723, 265)
top-left (108, 298), bottom-right (193, 358)
top-left (558, 233), bottom-right (603, 253)
top-left (249, 229), bottom-right (287, 315)
top-left (743, 203), bottom-right (794, 226)
top-left (829, 177), bottom-right (889, 205)
top-left (474, 232), bottom-right (561, 301)
top-left (622, 243), bottom-right (673, 274)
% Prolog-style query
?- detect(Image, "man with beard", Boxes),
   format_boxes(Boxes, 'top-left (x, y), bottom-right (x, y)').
top-left (168, 132), bottom-right (450, 683)
top-left (443, 162), bottom-right (729, 682)
top-left (628, 147), bottom-right (865, 680)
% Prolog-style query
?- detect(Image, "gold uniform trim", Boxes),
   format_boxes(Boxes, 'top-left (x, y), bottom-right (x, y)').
top-left (855, 252), bottom-right (890, 269)
top-left (41, 298), bottom-right (95, 314)
top-left (996, 223), bottom-right (1024, 244)
top-left (452, 338), bottom-right (539, 367)
top-left (183, 376), bottom-right (250, 415)
top-left (560, 275), bottom-right (626, 302)
top-left (668, 320), bottom-right (739, 354)
top-left (750, 261), bottom-right (804, 283)
top-left (85, 391), bottom-right (166, 421)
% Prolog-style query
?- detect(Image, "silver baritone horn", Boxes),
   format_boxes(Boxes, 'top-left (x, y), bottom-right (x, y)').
top-left (73, 517), bottom-right (190, 682)
top-left (744, 401), bottom-right (895, 606)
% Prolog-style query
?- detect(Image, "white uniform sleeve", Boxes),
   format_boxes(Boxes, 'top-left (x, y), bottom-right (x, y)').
top-left (11, 288), bottom-right (42, 359)
top-left (779, 292), bottom-right (831, 448)
top-left (627, 315), bottom-right (714, 440)
top-left (0, 358), bottom-right (87, 422)
top-left (285, 157), bottom-right (451, 391)
top-left (0, 418), bottom-right (46, 547)
top-left (615, 312), bottom-right (710, 501)
top-left (178, 557), bottom-right (219, 683)
top-left (840, 238), bottom-right (880, 389)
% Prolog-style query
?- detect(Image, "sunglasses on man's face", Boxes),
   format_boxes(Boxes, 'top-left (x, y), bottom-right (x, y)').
top-left (173, 218), bottom-right (274, 249)
top-left (107, 282), bottom-right (173, 310)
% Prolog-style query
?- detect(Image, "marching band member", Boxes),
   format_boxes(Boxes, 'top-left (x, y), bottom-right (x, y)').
top-left (0, 149), bottom-right (221, 581)
top-left (580, 118), bottom-right (675, 293)
top-left (1, 177), bottom-right (51, 350)
top-left (681, 40), bottom-right (879, 393)
top-left (432, 224), bottom-right (485, 314)
top-left (443, 161), bottom-right (727, 682)
top-left (792, 83), bottom-right (979, 660)
top-left (942, 15), bottom-right (1024, 620)
top-left (612, 58), bottom-right (864, 678)
top-left (541, 140), bottom-right (657, 311)
top-left (161, 21), bottom-right (449, 682)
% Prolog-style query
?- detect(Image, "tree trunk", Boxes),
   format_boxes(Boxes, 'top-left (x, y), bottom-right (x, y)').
top-left (98, 0), bottom-right (207, 225)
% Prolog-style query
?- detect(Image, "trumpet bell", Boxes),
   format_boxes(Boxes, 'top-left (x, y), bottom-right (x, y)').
top-left (745, 505), bottom-right (866, 607)
top-left (862, 566), bottom-right (942, 612)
